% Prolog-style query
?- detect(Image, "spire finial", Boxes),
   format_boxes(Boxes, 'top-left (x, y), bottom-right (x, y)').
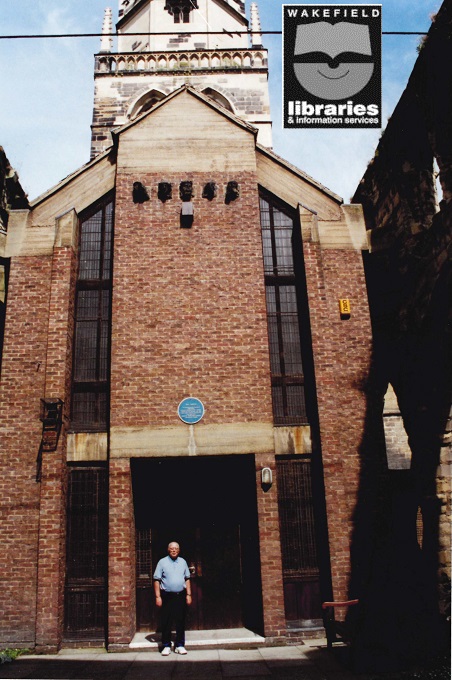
top-left (100, 7), bottom-right (113, 53)
top-left (250, 3), bottom-right (263, 48)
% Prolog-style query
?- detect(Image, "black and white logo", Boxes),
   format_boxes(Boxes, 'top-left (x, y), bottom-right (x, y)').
top-left (283, 5), bottom-right (381, 128)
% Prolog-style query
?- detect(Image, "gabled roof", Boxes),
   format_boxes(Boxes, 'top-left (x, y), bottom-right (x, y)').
top-left (110, 84), bottom-right (258, 142)
top-left (256, 143), bottom-right (343, 204)
top-left (29, 85), bottom-right (341, 209)
top-left (29, 146), bottom-right (115, 209)
top-left (117, 0), bottom-right (149, 29)
top-left (117, 0), bottom-right (248, 30)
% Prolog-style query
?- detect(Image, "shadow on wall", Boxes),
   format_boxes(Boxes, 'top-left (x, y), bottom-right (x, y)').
top-left (344, 207), bottom-right (452, 673)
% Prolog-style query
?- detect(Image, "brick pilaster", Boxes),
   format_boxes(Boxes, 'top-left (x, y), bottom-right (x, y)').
top-left (108, 458), bottom-right (136, 649)
top-left (36, 245), bottom-right (77, 652)
top-left (303, 238), bottom-right (373, 604)
top-left (0, 256), bottom-right (51, 647)
top-left (255, 452), bottom-right (286, 637)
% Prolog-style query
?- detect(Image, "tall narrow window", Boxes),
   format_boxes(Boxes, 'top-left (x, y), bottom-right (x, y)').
top-left (71, 194), bottom-right (114, 431)
top-left (64, 466), bottom-right (108, 639)
top-left (260, 194), bottom-right (308, 425)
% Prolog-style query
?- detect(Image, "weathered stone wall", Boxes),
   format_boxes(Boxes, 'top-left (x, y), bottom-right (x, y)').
top-left (353, 0), bottom-right (452, 625)
top-left (91, 64), bottom-right (271, 157)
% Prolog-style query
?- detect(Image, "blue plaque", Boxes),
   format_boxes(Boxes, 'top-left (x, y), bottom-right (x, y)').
top-left (177, 397), bottom-right (205, 424)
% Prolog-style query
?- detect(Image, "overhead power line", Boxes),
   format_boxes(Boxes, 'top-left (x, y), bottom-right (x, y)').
top-left (0, 30), bottom-right (428, 40)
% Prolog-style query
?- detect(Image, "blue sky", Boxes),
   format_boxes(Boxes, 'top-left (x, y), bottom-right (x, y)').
top-left (0, 0), bottom-right (441, 202)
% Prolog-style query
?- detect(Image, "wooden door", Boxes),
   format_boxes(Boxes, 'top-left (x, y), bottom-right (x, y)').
top-left (133, 455), bottom-right (262, 633)
top-left (137, 524), bottom-right (242, 631)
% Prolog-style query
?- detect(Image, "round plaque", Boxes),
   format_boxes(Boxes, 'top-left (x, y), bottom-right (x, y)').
top-left (177, 397), bottom-right (205, 424)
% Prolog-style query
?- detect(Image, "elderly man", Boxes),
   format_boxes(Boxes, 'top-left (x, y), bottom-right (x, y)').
top-left (153, 541), bottom-right (192, 655)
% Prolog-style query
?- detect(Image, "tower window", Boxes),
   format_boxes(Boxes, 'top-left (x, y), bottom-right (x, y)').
top-left (165, 0), bottom-right (196, 22)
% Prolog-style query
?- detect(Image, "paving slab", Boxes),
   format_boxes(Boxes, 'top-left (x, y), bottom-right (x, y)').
top-left (0, 642), bottom-right (448, 680)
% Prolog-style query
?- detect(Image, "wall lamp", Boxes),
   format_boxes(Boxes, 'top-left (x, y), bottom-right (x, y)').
top-left (261, 467), bottom-right (273, 490)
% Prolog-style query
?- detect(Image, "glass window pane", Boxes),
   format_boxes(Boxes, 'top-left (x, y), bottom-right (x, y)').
top-left (286, 385), bottom-right (306, 420)
top-left (77, 290), bottom-right (100, 320)
top-left (79, 210), bottom-right (102, 280)
top-left (267, 315), bottom-right (281, 374)
top-left (262, 228), bottom-right (273, 274)
top-left (274, 226), bottom-right (294, 274)
top-left (281, 317), bottom-right (303, 374)
top-left (279, 286), bottom-right (298, 313)
top-left (74, 321), bottom-right (98, 381)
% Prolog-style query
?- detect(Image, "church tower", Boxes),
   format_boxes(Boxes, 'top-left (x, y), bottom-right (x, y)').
top-left (91, 0), bottom-right (271, 157)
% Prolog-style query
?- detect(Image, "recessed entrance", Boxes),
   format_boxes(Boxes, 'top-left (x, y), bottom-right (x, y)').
top-left (131, 455), bottom-right (263, 634)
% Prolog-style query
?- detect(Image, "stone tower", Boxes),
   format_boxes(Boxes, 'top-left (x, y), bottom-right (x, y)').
top-left (91, 0), bottom-right (271, 157)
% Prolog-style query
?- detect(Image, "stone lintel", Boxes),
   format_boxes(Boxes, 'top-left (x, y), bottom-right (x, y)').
top-left (67, 432), bottom-right (108, 462)
top-left (110, 421), bottom-right (274, 458)
top-left (273, 426), bottom-right (312, 455)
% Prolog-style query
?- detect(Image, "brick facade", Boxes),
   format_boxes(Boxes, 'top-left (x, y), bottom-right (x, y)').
top-left (0, 256), bottom-right (52, 646)
top-left (302, 239), bottom-right (373, 605)
top-left (0, 86), bottom-right (374, 649)
top-left (110, 170), bottom-right (272, 431)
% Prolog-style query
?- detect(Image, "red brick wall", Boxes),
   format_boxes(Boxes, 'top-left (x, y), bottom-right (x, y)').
top-left (110, 171), bottom-right (273, 429)
top-left (0, 256), bottom-right (52, 646)
top-left (303, 241), bottom-right (373, 605)
top-left (255, 452), bottom-right (286, 637)
top-left (108, 458), bottom-right (136, 648)
top-left (0, 243), bottom-right (77, 649)
top-left (36, 246), bottom-right (77, 652)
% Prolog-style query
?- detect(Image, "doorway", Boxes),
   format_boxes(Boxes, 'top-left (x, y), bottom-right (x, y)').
top-left (132, 455), bottom-right (263, 634)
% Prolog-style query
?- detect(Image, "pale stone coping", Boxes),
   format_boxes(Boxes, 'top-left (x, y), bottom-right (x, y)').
top-left (55, 208), bottom-right (78, 249)
top-left (316, 205), bottom-right (368, 251)
top-left (110, 421), bottom-right (274, 458)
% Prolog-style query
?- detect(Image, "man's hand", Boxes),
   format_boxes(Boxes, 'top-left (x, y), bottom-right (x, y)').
top-left (155, 595), bottom-right (162, 608)
top-left (186, 594), bottom-right (192, 605)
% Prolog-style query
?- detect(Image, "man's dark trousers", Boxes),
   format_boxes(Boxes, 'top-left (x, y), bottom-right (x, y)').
top-left (160, 591), bottom-right (187, 648)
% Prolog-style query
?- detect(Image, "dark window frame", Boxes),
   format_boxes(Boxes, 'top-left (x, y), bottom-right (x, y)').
top-left (64, 464), bottom-right (108, 639)
top-left (70, 193), bottom-right (114, 432)
top-left (259, 190), bottom-right (309, 426)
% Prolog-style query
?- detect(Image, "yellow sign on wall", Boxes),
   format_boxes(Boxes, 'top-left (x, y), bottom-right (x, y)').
top-left (339, 298), bottom-right (351, 315)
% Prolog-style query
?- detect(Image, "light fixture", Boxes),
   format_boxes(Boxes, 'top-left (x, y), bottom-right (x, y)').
top-left (261, 467), bottom-right (273, 488)
top-left (180, 201), bottom-right (194, 228)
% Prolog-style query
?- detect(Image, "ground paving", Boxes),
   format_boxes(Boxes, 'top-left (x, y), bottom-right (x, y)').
top-left (0, 642), bottom-right (449, 680)
top-left (0, 644), bottom-right (350, 680)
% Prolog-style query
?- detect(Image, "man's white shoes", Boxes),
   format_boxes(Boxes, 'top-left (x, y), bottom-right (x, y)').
top-left (161, 646), bottom-right (171, 656)
top-left (175, 646), bottom-right (187, 655)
